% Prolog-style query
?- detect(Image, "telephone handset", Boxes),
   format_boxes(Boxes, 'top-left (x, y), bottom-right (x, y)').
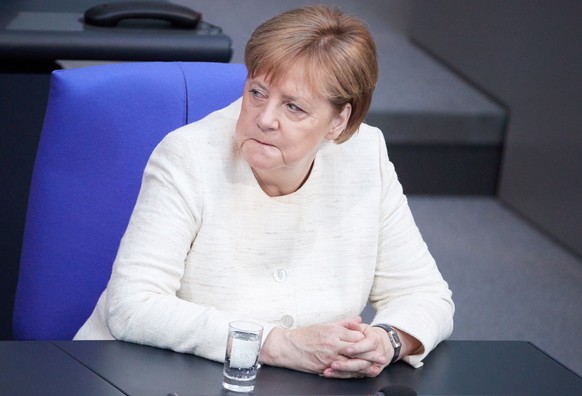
top-left (84, 1), bottom-right (201, 29)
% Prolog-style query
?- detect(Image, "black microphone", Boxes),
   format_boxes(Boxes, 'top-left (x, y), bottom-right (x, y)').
top-left (375, 384), bottom-right (417, 396)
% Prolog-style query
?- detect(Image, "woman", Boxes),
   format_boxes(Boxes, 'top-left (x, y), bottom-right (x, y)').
top-left (75, 5), bottom-right (454, 379)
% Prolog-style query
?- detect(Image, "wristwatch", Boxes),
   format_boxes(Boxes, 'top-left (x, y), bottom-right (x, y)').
top-left (373, 324), bottom-right (402, 363)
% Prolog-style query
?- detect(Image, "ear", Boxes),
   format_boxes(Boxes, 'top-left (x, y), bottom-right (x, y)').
top-left (326, 103), bottom-right (352, 140)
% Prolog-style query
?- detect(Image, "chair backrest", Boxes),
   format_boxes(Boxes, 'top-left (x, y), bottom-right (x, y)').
top-left (13, 62), bottom-right (247, 340)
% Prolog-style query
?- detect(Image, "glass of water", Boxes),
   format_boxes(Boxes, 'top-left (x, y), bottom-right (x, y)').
top-left (222, 321), bottom-right (263, 393)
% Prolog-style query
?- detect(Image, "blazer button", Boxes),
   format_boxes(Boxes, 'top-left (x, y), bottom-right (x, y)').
top-left (280, 315), bottom-right (294, 328)
top-left (273, 268), bottom-right (288, 282)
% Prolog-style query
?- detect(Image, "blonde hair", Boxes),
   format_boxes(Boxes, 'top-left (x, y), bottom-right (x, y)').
top-left (244, 5), bottom-right (378, 143)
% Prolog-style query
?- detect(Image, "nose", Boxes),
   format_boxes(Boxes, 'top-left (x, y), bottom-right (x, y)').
top-left (256, 101), bottom-right (279, 132)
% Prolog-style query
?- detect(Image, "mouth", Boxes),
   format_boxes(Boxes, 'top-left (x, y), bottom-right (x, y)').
top-left (249, 138), bottom-right (275, 147)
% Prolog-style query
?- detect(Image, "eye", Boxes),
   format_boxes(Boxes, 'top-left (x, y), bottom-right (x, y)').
top-left (248, 88), bottom-right (267, 100)
top-left (286, 102), bottom-right (305, 114)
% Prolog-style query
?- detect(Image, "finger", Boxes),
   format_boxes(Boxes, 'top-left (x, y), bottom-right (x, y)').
top-left (343, 335), bottom-right (377, 356)
top-left (335, 339), bottom-right (387, 366)
top-left (340, 316), bottom-right (362, 326)
top-left (345, 326), bottom-right (389, 357)
top-left (344, 321), bottom-right (364, 332)
top-left (363, 363), bottom-right (384, 377)
top-left (338, 319), bottom-right (368, 343)
top-left (344, 322), bottom-right (375, 337)
top-left (321, 367), bottom-right (366, 379)
top-left (339, 328), bottom-right (366, 343)
top-left (347, 349), bottom-right (387, 366)
top-left (323, 360), bottom-right (384, 379)
top-left (330, 357), bottom-right (375, 373)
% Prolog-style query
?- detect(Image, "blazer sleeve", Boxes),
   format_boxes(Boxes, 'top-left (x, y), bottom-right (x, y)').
top-left (368, 130), bottom-right (454, 368)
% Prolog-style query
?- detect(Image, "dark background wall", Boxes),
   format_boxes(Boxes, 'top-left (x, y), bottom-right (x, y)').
top-left (408, 0), bottom-right (582, 258)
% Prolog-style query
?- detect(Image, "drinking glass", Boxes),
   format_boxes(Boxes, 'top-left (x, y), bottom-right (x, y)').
top-left (222, 321), bottom-right (263, 393)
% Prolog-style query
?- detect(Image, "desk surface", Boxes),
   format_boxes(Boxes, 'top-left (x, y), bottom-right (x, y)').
top-left (0, 341), bottom-right (123, 395)
top-left (5, 340), bottom-right (571, 396)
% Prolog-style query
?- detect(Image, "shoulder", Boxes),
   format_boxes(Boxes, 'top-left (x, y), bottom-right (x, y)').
top-left (166, 98), bottom-right (240, 145)
top-left (347, 122), bottom-right (386, 150)
top-left (153, 98), bottom-right (240, 161)
top-left (321, 122), bottom-right (387, 165)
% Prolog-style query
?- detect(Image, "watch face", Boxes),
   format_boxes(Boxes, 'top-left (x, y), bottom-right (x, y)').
top-left (388, 331), bottom-right (402, 348)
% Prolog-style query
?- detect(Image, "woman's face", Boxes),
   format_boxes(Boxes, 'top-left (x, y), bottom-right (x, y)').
top-left (235, 67), bottom-right (350, 176)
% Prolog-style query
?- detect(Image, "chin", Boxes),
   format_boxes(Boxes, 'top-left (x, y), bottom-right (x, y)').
top-left (246, 159), bottom-right (280, 172)
top-left (241, 145), bottom-right (281, 171)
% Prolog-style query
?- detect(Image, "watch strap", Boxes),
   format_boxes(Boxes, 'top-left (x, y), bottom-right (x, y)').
top-left (373, 324), bottom-right (402, 363)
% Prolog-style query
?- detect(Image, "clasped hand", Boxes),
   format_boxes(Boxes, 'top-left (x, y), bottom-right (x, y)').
top-left (260, 316), bottom-right (394, 378)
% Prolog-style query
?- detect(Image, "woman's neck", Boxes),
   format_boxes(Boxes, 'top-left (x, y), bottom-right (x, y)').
top-left (252, 160), bottom-right (314, 197)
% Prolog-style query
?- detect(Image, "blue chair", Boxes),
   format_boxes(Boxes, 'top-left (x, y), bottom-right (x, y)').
top-left (13, 62), bottom-right (247, 340)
